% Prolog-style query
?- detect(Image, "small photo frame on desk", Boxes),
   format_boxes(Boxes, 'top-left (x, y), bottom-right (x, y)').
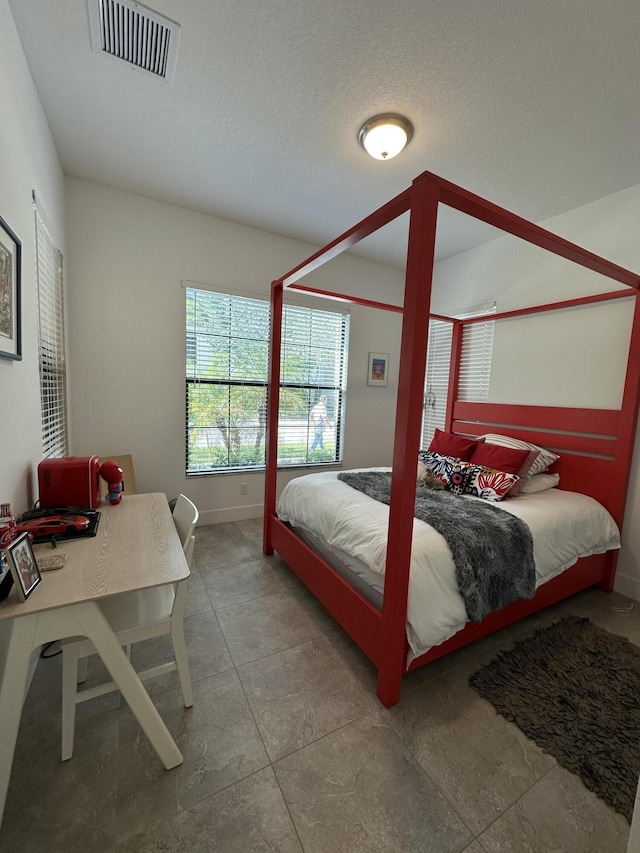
top-left (7, 533), bottom-right (41, 601)
top-left (367, 352), bottom-right (389, 386)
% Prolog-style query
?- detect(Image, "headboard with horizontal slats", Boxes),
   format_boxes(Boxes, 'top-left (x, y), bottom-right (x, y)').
top-left (452, 401), bottom-right (621, 520)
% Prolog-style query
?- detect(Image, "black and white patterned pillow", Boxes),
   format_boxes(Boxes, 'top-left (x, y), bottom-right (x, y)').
top-left (419, 451), bottom-right (471, 495)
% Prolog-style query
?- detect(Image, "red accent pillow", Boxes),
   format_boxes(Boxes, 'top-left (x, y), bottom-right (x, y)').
top-left (470, 444), bottom-right (538, 497)
top-left (470, 443), bottom-right (531, 474)
top-left (428, 429), bottom-right (481, 462)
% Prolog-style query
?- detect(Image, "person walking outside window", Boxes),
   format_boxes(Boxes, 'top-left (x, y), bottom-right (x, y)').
top-left (310, 395), bottom-right (331, 451)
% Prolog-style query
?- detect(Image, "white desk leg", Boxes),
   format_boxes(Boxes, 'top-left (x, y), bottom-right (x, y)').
top-left (0, 616), bottom-right (38, 823)
top-left (72, 602), bottom-right (183, 770)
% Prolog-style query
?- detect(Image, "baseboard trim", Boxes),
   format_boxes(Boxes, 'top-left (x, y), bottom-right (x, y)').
top-left (198, 503), bottom-right (264, 525)
top-left (613, 571), bottom-right (640, 602)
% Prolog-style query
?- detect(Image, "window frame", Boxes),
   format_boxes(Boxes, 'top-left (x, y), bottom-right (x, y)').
top-left (185, 285), bottom-right (349, 475)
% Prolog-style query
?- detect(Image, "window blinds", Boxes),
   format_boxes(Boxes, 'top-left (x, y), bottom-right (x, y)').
top-left (34, 196), bottom-right (68, 459)
top-left (421, 319), bottom-right (454, 448)
top-left (421, 303), bottom-right (495, 448)
top-left (186, 287), bottom-right (349, 473)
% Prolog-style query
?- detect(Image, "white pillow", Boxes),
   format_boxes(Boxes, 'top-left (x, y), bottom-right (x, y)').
top-left (417, 460), bottom-right (427, 482)
top-left (480, 433), bottom-right (559, 478)
top-left (518, 473), bottom-right (560, 494)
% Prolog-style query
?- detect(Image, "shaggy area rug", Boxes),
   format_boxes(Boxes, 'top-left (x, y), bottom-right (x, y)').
top-left (469, 616), bottom-right (640, 821)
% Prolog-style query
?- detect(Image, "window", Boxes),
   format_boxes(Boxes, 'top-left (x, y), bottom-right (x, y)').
top-left (421, 303), bottom-right (495, 448)
top-left (186, 287), bottom-right (349, 473)
top-left (34, 194), bottom-right (68, 459)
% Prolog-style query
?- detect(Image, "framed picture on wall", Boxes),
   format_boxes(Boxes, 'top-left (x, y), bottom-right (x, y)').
top-left (367, 352), bottom-right (389, 386)
top-left (0, 214), bottom-right (22, 361)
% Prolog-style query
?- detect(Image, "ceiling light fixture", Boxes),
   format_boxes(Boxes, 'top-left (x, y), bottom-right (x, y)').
top-left (358, 114), bottom-right (413, 161)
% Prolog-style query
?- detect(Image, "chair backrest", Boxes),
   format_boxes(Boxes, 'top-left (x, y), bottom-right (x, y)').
top-left (172, 494), bottom-right (199, 558)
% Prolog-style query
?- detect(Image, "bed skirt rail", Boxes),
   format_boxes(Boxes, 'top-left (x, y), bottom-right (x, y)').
top-left (407, 550), bottom-right (615, 672)
top-left (270, 517), bottom-right (384, 667)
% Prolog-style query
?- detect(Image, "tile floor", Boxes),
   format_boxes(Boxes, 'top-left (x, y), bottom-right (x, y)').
top-left (0, 517), bottom-right (635, 852)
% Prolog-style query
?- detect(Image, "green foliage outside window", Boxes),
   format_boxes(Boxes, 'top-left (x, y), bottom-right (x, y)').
top-left (186, 288), bottom-right (348, 473)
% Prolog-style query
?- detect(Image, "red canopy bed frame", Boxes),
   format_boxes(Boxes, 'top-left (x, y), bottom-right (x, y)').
top-left (263, 170), bottom-right (640, 708)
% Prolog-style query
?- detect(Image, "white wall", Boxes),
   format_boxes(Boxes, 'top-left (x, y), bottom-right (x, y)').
top-left (65, 178), bottom-right (404, 524)
top-left (433, 184), bottom-right (640, 599)
top-left (0, 0), bottom-right (66, 516)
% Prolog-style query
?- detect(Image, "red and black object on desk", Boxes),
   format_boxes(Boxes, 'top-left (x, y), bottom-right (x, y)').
top-left (38, 456), bottom-right (101, 510)
top-left (16, 507), bottom-right (101, 543)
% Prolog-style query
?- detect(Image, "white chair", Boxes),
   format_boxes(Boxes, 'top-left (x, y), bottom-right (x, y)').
top-left (61, 494), bottom-right (199, 761)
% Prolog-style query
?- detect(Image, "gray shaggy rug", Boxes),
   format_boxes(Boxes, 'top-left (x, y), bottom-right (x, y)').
top-left (469, 616), bottom-right (640, 821)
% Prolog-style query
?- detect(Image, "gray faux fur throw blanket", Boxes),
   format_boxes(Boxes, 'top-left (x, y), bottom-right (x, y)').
top-left (338, 471), bottom-right (535, 622)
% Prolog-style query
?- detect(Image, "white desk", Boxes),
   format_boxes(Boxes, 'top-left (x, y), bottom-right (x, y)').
top-left (0, 493), bottom-right (188, 824)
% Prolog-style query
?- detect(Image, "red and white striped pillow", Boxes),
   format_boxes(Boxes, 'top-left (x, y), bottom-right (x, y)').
top-left (479, 434), bottom-right (559, 478)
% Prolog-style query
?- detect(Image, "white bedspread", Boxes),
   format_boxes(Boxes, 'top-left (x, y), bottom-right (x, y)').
top-left (276, 468), bottom-right (620, 660)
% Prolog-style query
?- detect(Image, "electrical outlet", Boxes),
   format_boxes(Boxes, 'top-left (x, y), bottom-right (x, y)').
top-left (240, 483), bottom-right (248, 495)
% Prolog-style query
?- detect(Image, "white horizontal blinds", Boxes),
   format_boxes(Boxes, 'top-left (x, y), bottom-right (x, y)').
top-left (280, 304), bottom-right (349, 466)
top-left (186, 287), bottom-right (349, 473)
top-left (420, 302), bottom-right (496, 448)
top-left (35, 201), bottom-right (68, 459)
top-left (186, 289), bottom-right (268, 472)
top-left (421, 320), bottom-right (453, 448)
top-left (458, 306), bottom-right (496, 402)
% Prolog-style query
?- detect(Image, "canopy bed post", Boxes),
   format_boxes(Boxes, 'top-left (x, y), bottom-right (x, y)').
top-left (601, 292), bottom-right (640, 590)
top-left (445, 320), bottom-right (463, 432)
top-left (263, 280), bottom-right (284, 556)
top-left (377, 173), bottom-right (440, 706)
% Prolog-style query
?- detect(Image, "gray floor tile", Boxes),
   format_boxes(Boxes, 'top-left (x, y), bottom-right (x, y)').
top-left (117, 767), bottom-right (302, 853)
top-left (216, 590), bottom-right (324, 665)
top-left (0, 702), bottom-right (120, 853)
top-left (567, 589), bottom-right (640, 645)
top-left (385, 659), bottom-right (555, 835)
top-left (477, 764), bottom-right (630, 853)
top-left (194, 522), bottom-right (261, 571)
top-left (114, 669), bottom-right (270, 840)
top-left (274, 713), bottom-right (473, 853)
top-left (129, 609), bottom-right (234, 699)
top-left (184, 569), bottom-right (214, 617)
top-left (238, 635), bottom-right (379, 761)
top-left (202, 556), bottom-right (289, 608)
top-left (236, 516), bottom-right (265, 545)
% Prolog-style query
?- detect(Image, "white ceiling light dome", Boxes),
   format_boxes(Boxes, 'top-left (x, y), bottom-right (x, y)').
top-left (358, 114), bottom-right (413, 161)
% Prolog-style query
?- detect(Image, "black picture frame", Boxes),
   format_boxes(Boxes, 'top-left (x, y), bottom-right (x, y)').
top-left (7, 533), bottom-right (41, 601)
top-left (0, 214), bottom-right (22, 361)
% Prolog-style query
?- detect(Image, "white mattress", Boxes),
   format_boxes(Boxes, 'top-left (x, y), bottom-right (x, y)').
top-left (277, 468), bottom-right (621, 661)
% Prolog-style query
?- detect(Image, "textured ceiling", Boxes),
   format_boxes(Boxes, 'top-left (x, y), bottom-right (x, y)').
top-left (8, 0), bottom-right (640, 267)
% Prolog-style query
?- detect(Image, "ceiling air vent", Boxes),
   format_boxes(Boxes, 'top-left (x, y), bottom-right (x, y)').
top-left (88, 0), bottom-right (180, 84)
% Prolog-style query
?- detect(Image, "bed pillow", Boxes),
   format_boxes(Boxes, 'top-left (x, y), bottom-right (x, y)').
top-left (480, 433), bottom-right (559, 477)
top-left (428, 429), bottom-right (482, 462)
top-left (469, 443), bottom-right (539, 496)
top-left (419, 451), bottom-right (471, 494)
top-left (518, 473), bottom-right (560, 494)
top-left (419, 450), bottom-right (459, 478)
top-left (417, 460), bottom-right (427, 483)
top-left (437, 460), bottom-right (474, 495)
top-left (465, 465), bottom-right (520, 502)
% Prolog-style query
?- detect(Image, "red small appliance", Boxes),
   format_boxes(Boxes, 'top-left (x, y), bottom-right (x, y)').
top-left (38, 456), bottom-right (101, 509)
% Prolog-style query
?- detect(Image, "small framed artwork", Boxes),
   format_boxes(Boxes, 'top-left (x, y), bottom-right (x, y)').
top-left (0, 214), bottom-right (22, 361)
top-left (7, 533), bottom-right (41, 602)
top-left (367, 352), bottom-right (389, 386)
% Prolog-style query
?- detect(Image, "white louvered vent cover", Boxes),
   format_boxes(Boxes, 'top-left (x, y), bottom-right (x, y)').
top-left (88, 0), bottom-right (180, 83)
